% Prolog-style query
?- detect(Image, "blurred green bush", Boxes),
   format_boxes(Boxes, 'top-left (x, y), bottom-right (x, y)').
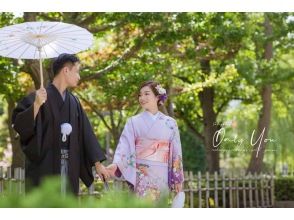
top-left (275, 176), bottom-right (294, 201)
top-left (0, 176), bottom-right (169, 208)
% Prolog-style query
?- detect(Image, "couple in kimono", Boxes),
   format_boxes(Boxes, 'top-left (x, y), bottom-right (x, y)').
top-left (106, 81), bottom-right (184, 202)
top-left (12, 53), bottom-right (184, 204)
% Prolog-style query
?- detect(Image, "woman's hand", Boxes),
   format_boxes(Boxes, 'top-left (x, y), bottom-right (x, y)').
top-left (95, 162), bottom-right (110, 181)
top-left (106, 164), bottom-right (118, 177)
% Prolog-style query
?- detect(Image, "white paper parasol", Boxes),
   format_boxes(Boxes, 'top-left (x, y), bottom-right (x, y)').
top-left (0, 21), bottom-right (93, 88)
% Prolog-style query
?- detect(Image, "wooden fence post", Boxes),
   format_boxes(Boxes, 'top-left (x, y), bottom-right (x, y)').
top-left (260, 173), bottom-right (265, 207)
top-left (235, 173), bottom-right (240, 208)
top-left (248, 172), bottom-right (253, 207)
top-left (0, 166), bottom-right (3, 194)
top-left (14, 167), bottom-right (19, 194)
top-left (21, 168), bottom-right (25, 195)
top-left (205, 172), bottom-right (210, 208)
top-left (197, 171), bottom-right (202, 208)
top-left (229, 173), bottom-right (233, 208)
top-left (189, 171), bottom-right (194, 208)
top-left (242, 173), bottom-right (246, 208)
top-left (7, 167), bottom-right (12, 194)
top-left (214, 171), bottom-right (218, 208)
top-left (254, 172), bottom-right (259, 207)
top-left (222, 172), bottom-right (226, 208)
top-left (265, 174), bottom-right (270, 207)
top-left (270, 172), bottom-right (275, 207)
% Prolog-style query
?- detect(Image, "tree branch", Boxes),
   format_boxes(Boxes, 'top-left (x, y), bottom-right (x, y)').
top-left (173, 75), bottom-right (194, 84)
top-left (79, 23), bottom-right (162, 83)
top-left (87, 21), bottom-right (126, 33)
top-left (175, 111), bottom-right (204, 142)
top-left (195, 110), bottom-right (204, 123)
top-left (38, 13), bottom-right (62, 22)
top-left (116, 108), bottom-right (124, 130)
top-left (77, 14), bottom-right (98, 27)
top-left (215, 99), bottom-right (230, 117)
top-left (77, 93), bottom-right (112, 131)
top-left (215, 97), bottom-right (254, 116)
top-left (80, 35), bottom-right (145, 83)
top-left (108, 103), bottom-right (116, 131)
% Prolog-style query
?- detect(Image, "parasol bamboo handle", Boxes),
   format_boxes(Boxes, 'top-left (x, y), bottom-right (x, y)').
top-left (38, 47), bottom-right (44, 89)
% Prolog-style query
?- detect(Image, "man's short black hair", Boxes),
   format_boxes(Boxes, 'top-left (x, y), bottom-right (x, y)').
top-left (52, 53), bottom-right (80, 77)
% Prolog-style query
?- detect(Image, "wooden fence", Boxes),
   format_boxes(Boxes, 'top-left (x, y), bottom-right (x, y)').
top-left (0, 167), bottom-right (25, 195)
top-left (182, 171), bottom-right (274, 208)
top-left (0, 166), bottom-right (275, 208)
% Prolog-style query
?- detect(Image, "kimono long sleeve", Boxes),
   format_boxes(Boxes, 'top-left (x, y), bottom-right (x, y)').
top-left (113, 118), bottom-right (137, 187)
top-left (12, 93), bottom-right (42, 162)
top-left (168, 120), bottom-right (184, 190)
top-left (12, 94), bottom-right (35, 140)
top-left (79, 105), bottom-right (106, 165)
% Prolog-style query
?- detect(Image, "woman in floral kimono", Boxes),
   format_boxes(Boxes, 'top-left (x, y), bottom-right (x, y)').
top-left (107, 81), bottom-right (184, 201)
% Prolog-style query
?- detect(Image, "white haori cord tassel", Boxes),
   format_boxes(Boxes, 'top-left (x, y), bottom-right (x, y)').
top-left (61, 123), bottom-right (72, 142)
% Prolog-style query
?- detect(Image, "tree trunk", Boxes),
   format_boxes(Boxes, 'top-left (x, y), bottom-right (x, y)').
top-left (198, 59), bottom-right (220, 173)
top-left (247, 14), bottom-right (273, 174)
top-left (7, 98), bottom-right (25, 169)
top-left (247, 85), bottom-right (272, 173)
top-left (166, 64), bottom-right (175, 118)
top-left (111, 128), bottom-right (120, 148)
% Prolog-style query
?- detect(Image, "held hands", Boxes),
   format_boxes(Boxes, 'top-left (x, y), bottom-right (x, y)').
top-left (95, 162), bottom-right (110, 181)
top-left (96, 162), bottom-right (182, 192)
top-left (106, 164), bottom-right (118, 178)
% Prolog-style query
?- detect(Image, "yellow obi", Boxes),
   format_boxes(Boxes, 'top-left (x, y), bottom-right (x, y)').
top-left (135, 138), bottom-right (170, 163)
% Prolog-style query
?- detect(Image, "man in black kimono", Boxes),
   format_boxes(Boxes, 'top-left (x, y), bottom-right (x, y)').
top-left (12, 53), bottom-right (110, 195)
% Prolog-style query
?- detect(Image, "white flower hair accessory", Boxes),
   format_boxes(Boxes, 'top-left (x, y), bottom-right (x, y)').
top-left (155, 84), bottom-right (168, 103)
top-left (155, 84), bottom-right (166, 95)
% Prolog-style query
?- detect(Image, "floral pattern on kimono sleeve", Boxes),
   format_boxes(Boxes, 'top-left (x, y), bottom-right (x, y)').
top-left (168, 120), bottom-right (184, 189)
